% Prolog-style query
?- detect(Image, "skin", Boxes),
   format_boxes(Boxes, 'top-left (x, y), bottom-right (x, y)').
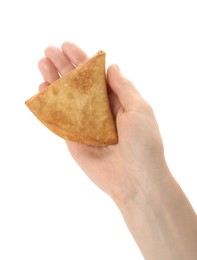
top-left (38, 42), bottom-right (197, 259)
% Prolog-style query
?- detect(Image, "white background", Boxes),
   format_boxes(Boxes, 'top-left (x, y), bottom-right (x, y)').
top-left (0, 0), bottom-right (196, 259)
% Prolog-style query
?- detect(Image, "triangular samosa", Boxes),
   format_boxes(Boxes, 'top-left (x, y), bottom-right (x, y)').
top-left (25, 51), bottom-right (118, 146)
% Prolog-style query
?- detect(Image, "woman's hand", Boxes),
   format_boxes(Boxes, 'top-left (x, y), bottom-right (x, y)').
top-left (38, 42), bottom-right (197, 260)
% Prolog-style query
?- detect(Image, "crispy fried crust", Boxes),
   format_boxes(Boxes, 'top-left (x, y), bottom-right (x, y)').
top-left (25, 51), bottom-right (118, 146)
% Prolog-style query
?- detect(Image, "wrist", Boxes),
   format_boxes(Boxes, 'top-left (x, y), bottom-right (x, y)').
top-left (113, 161), bottom-right (171, 212)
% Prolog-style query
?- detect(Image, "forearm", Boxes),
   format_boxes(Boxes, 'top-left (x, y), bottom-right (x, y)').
top-left (116, 166), bottom-right (197, 260)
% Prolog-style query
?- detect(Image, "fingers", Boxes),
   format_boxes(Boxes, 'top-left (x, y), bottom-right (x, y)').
top-left (43, 42), bottom-right (88, 77)
top-left (44, 46), bottom-right (74, 76)
top-left (38, 42), bottom-right (89, 92)
top-left (61, 41), bottom-right (89, 66)
top-left (38, 57), bottom-right (60, 84)
top-left (107, 65), bottom-right (142, 112)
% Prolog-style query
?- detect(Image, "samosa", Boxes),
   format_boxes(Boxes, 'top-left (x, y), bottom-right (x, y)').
top-left (25, 51), bottom-right (118, 146)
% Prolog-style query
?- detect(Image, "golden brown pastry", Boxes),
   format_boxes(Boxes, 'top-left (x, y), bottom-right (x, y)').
top-left (25, 51), bottom-right (118, 146)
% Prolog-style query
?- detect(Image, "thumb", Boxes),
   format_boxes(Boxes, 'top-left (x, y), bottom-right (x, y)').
top-left (107, 65), bottom-right (141, 112)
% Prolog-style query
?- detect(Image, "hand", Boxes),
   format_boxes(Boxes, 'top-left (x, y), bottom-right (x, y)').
top-left (38, 42), bottom-right (167, 204)
top-left (38, 42), bottom-right (197, 260)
